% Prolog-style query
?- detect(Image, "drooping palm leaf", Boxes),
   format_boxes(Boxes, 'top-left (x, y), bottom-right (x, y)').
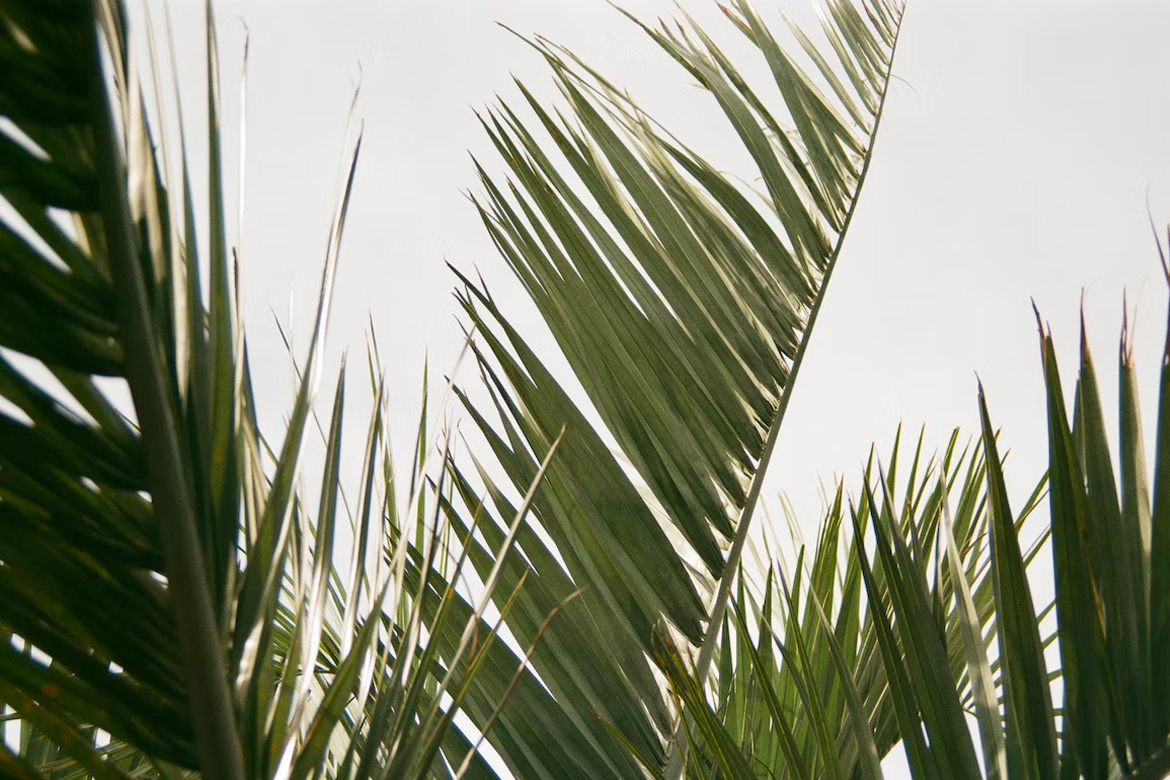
top-left (445, 0), bottom-right (904, 774)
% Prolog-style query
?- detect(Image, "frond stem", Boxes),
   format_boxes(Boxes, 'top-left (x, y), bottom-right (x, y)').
top-left (665, 6), bottom-right (906, 776)
top-left (87, 6), bottom-right (245, 779)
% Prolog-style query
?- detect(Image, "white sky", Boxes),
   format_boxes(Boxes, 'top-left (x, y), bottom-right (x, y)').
top-left (160, 0), bottom-right (1170, 532)
top-left (149, 0), bottom-right (1169, 775)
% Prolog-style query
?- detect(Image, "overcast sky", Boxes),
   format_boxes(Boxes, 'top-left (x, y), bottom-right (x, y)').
top-left (158, 0), bottom-right (1170, 589)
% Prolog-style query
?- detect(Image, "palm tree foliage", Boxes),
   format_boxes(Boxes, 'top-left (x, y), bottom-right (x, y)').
top-left (871, 289), bottom-right (1170, 780)
top-left (0, 1), bottom-right (549, 778)
top-left (654, 425), bottom-right (1049, 780)
top-left (7, 1), bottom-right (1170, 780)
top-left (2, 0), bottom-right (910, 775)
top-left (1014, 288), bottom-right (1170, 780)
top-left (647, 428), bottom-right (1048, 780)
top-left (658, 272), bottom-right (1170, 780)
top-left (444, 0), bottom-right (903, 775)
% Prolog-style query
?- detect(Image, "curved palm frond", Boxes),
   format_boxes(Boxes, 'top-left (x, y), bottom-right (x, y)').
top-left (443, 0), bottom-right (905, 775)
top-left (1, 0), bottom-right (237, 772)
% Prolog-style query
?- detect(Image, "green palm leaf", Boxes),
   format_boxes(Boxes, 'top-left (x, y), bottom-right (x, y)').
top-left (1, 0), bottom-right (237, 772)
top-left (1033, 275), bottom-right (1170, 780)
top-left (445, 0), bottom-right (904, 774)
top-left (0, 2), bottom-right (539, 777)
top-left (805, 248), bottom-right (1170, 780)
top-left (652, 428), bottom-right (1041, 780)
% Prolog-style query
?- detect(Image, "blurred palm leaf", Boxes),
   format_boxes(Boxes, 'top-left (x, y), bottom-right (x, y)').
top-left (0, 1), bottom-right (546, 778)
top-left (445, 0), bottom-right (904, 775)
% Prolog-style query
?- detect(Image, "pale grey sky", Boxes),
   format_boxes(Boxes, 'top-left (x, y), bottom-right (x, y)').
top-left (156, 0), bottom-right (1170, 535)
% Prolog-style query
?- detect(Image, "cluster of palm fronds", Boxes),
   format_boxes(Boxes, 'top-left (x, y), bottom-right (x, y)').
top-left (0, 2), bottom-right (549, 778)
top-left (3, 0), bottom-right (1170, 779)
top-left (657, 300), bottom-right (1170, 780)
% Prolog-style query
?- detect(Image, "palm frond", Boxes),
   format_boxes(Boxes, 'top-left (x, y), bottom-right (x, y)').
top-left (653, 428), bottom-right (1045, 780)
top-left (793, 242), bottom-right (1170, 780)
top-left (0, 2), bottom-right (535, 777)
top-left (1032, 265), bottom-right (1170, 780)
top-left (446, 0), bottom-right (904, 774)
top-left (1, 0), bottom-right (236, 772)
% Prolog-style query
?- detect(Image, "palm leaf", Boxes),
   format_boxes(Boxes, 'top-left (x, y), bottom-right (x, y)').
top-left (445, 0), bottom-right (904, 774)
top-left (1, 0), bottom-right (238, 772)
top-left (1033, 268), bottom-right (1170, 780)
top-left (652, 428), bottom-right (1037, 780)
top-left (826, 245), bottom-right (1170, 780)
top-left (0, 2), bottom-right (537, 777)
